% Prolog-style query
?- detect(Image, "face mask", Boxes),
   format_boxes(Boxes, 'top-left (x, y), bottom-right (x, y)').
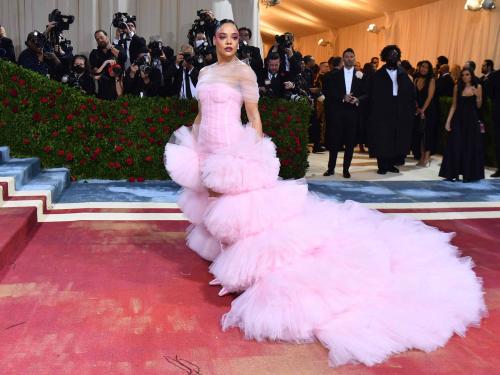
top-left (195, 40), bottom-right (205, 48)
top-left (73, 65), bottom-right (85, 74)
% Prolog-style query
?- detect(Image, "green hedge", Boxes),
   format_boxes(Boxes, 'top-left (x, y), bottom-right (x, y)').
top-left (0, 60), bottom-right (311, 181)
top-left (438, 96), bottom-right (496, 168)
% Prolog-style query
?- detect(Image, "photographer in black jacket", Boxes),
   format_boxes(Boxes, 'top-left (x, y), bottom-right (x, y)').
top-left (18, 30), bottom-right (61, 77)
top-left (238, 27), bottom-right (263, 75)
top-left (124, 49), bottom-right (161, 97)
top-left (0, 25), bottom-right (16, 62)
top-left (112, 13), bottom-right (146, 69)
top-left (266, 32), bottom-right (302, 78)
top-left (61, 54), bottom-right (95, 95)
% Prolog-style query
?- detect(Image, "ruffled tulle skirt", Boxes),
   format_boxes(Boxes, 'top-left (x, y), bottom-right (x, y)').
top-left (164, 123), bottom-right (486, 367)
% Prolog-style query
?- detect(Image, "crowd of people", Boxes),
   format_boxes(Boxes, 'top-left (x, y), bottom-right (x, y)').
top-left (0, 9), bottom-right (499, 182)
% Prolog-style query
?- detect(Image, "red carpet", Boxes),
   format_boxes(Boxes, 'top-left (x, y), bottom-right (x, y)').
top-left (0, 218), bottom-right (499, 374)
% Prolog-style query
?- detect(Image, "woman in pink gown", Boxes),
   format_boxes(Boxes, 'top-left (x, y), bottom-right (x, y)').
top-left (164, 20), bottom-right (486, 367)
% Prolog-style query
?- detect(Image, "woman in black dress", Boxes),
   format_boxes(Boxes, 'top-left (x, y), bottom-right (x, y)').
top-left (413, 60), bottom-right (438, 167)
top-left (439, 67), bottom-right (484, 182)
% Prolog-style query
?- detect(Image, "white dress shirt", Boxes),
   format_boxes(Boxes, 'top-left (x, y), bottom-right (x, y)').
top-left (180, 66), bottom-right (197, 99)
top-left (386, 68), bottom-right (398, 96)
top-left (344, 67), bottom-right (354, 95)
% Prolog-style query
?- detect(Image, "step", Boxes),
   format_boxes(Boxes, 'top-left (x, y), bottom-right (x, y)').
top-left (0, 206), bottom-right (38, 278)
top-left (0, 146), bottom-right (10, 164)
top-left (19, 168), bottom-right (70, 203)
top-left (0, 158), bottom-right (41, 190)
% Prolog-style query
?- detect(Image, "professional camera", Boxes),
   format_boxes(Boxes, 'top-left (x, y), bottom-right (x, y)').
top-left (149, 40), bottom-right (163, 59)
top-left (285, 73), bottom-right (313, 106)
top-left (133, 54), bottom-right (152, 74)
top-left (275, 33), bottom-right (293, 49)
top-left (46, 9), bottom-right (74, 53)
top-left (61, 71), bottom-right (83, 91)
top-left (29, 30), bottom-right (52, 53)
top-left (188, 10), bottom-right (218, 48)
top-left (112, 12), bottom-right (136, 29)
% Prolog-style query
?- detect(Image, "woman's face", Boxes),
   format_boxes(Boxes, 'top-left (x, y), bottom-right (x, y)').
top-left (214, 23), bottom-right (239, 60)
top-left (419, 63), bottom-right (429, 76)
top-left (461, 70), bottom-right (471, 84)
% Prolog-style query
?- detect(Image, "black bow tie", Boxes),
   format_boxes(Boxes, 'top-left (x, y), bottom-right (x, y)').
top-left (386, 67), bottom-right (397, 71)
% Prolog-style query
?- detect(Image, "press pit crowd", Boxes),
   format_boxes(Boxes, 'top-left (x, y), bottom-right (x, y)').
top-left (0, 9), bottom-right (499, 181)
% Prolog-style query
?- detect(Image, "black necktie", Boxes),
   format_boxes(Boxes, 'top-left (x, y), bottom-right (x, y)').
top-left (185, 69), bottom-right (192, 99)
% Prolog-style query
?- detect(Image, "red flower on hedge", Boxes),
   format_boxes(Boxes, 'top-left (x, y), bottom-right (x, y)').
top-left (43, 146), bottom-right (53, 153)
top-left (79, 104), bottom-right (88, 111)
top-left (52, 114), bottom-right (60, 120)
top-left (146, 117), bottom-right (153, 124)
top-left (2, 98), bottom-right (9, 107)
top-left (65, 152), bottom-right (74, 162)
top-left (115, 145), bottom-right (124, 153)
top-left (162, 106), bottom-right (170, 114)
top-left (66, 113), bottom-right (74, 121)
top-left (96, 133), bottom-right (104, 139)
top-left (119, 108), bottom-right (128, 115)
top-left (57, 150), bottom-right (65, 156)
top-left (11, 106), bottom-right (19, 113)
top-left (32, 112), bottom-right (42, 122)
top-left (22, 138), bottom-right (30, 145)
top-left (122, 101), bottom-right (129, 108)
top-left (93, 147), bottom-right (102, 155)
top-left (56, 87), bottom-right (63, 96)
top-left (125, 157), bottom-right (134, 166)
top-left (128, 177), bottom-right (136, 182)
top-left (89, 115), bottom-right (98, 123)
top-left (52, 131), bottom-right (59, 138)
top-left (21, 98), bottom-right (29, 106)
top-left (149, 126), bottom-right (157, 133)
top-left (158, 117), bottom-right (165, 123)
top-left (144, 155), bottom-right (153, 162)
top-left (40, 97), bottom-right (49, 104)
top-left (137, 177), bottom-right (145, 182)
top-left (18, 79), bottom-right (26, 86)
top-left (9, 89), bottom-right (18, 97)
top-left (66, 126), bottom-right (74, 134)
top-left (11, 75), bottom-right (18, 82)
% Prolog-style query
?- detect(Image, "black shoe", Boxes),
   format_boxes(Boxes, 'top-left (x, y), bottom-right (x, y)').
top-left (343, 171), bottom-right (351, 178)
top-left (388, 166), bottom-right (400, 173)
top-left (323, 169), bottom-right (334, 176)
top-left (377, 169), bottom-right (387, 175)
top-left (491, 170), bottom-right (500, 178)
top-left (313, 145), bottom-right (327, 153)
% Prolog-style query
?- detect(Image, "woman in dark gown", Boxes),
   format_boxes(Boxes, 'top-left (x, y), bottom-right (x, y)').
top-left (413, 60), bottom-right (438, 166)
top-left (439, 67), bottom-right (484, 182)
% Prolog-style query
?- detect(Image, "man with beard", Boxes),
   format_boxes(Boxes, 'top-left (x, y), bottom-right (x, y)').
top-left (323, 48), bottom-right (367, 177)
top-left (368, 45), bottom-right (415, 175)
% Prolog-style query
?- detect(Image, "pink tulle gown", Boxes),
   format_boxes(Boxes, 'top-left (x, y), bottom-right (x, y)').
top-left (164, 58), bottom-right (486, 367)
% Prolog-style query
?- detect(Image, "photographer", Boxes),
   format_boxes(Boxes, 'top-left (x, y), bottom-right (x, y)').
top-left (188, 10), bottom-right (218, 49)
top-left (258, 52), bottom-right (294, 99)
top-left (18, 31), bottom-right (61, 77)
top-left (238, 27), bottom-right (263, 75)
top-left (44, 10), bottom-right (75, 80)
top-left (267, 32), bottom-right (302, 78)
top-left (0, 25), bottom-right (16, 62)
top-left (192, 31), bottom-right (215, 68)
top-left (148, 37), bottom-right (174, 96)
top-left (61, 55), bottom-right (95, 95)
top-left (112, 13), bottom-right (146, 69)
top-left (165, 44), bottom-right (199, 99)
top-left (124, 49), bottom-right (161, 97)
top-left (89, 29), bottom-right (126, 100)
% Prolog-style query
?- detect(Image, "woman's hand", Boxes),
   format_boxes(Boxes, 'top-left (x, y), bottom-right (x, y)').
top-left (445, 120), bottom-right (451, 132)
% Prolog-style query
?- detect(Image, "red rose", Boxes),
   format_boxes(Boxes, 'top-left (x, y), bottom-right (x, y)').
top-left (57, 150), bottom-right (65, 156)
top-left (65, 152), bottom-right (74, 162)
top-left (286, 115), bottom-right (293, 122)
top-left (9, 89), bottom-right (18, 97)
top-left (32, 112), bottom-right (42, 122)
top-left (23, 138), bottom-right (30, 145)
top-left (52, 114), bottom-right (60, 120)
top-left (56, 87), bottom-right (63, 95)
top-left (65, 126), bottom-right (73, 134)
top-left (144, 155), bottom-right (153, 162)
top-left (122, 101), bottom-right (129, 107)
top-left (271, 111), bottom-right (278, 119)
top-left (96, 133), bottom-right (104, 139)
top-left (148, 137), bottom-right (155, 144)
top-left (19, 79), bottom-right (26, 86)
top-left (11, 106), bottom-right (19, 113)
top-left (79, 104), bottom-right (88, 111)
top-left (149, 126), bottom-right (157, 133)
top-left (128, 177), bottom-right (136, 182)
top-left (126, 115), bottom-right (134, 123)
top-left (11, 75), bottom-right (18, 82)
top-left (119, 108), bottom-right (128, 115)
top-left (86, 98), bottom-right (94, 104)
top-left (137, 177), bottom-right (145, 182)
top-left (71, 175), bottom-right (78, 182)
top-left (139, 131), bottom-right (147, 138)
top-left (93, 147), bottom-right (102, 155)
top-left (146, 117), bottom-right (153, 124)
top-left (178, 111), bottom-right (185, 117)
top-left (43, 146), bottom-right (53, 153)
top-left (104, 124), bottom-right (111, 129)
top-left (115, 145), bottom-right (124, 152)
top-left (125, 157), bottom-right (134, 166)
top-left (21, 98), bottom-right (29, 106)
top-left (158, 117), bottom-right (165, 123)
top-left (115, 162), bottom-right (122, 169)
top-left (89, 115), bottom-right (98, 123)
top-left (77, 123), bottom-right (84, 129)
top-left (40, 97), bottom-right (49, 104)
top-left (52, 131), bottom-right (60, 137)
top-left (162, 106), bottom-right (170, 114)
top-left (66, 113), bottom-right (74, 121)
top-left (162, 126), bottom-right (170, 133)
top-left (2, 98), bottom-right (10, 107)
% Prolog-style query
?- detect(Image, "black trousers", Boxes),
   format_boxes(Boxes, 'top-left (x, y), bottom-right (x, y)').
top-left (309, 110), bottom-right (321, 147)
top-left (494, 110), bottom-right (500, 170)
top-left (377, 157), bottom-right (398, 171)
top-left (328, 146), bottom-right (354, 172)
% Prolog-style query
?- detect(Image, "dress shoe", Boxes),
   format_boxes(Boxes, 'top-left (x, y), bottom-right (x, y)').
top-left (323, 169), bottom-right (334, 176)
top-left (491, 170), bottom-right (500, 178)
top-left (388, 166), bottom-right (400, 173)
top-left (343, 171), bottom-right (351, 178)
top-left (313, 145), bottom-right (327, 153)
top-left (377, 169), bottom-right (387, 175)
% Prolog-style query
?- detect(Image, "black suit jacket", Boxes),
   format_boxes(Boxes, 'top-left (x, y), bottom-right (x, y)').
top-left (489, 70), bottom-right (500, 120)
top-left (436, 73), bottom-right (454, 98)
top-left (0, 37), bottom-right (16, 63)
top-left (258, 69), bottom-right (289, 98)
top-left (323, 68), bottom-right (367, 111)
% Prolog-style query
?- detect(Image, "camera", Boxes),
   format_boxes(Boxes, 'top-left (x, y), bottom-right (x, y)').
top-left (112, 12), bottom-right (136, 29)
top-left (48, 9), bottom-right (74, 33)
top-left (149, 40), bottom-right (163, 59)
top-left (188, 10), bottom-right (218, 48)
top-left (275, 33), bottom-right (293, 49)
top-left (46, 9), bottom-right (74, 54)
top-left (134, 54), bottom-right (152, 74)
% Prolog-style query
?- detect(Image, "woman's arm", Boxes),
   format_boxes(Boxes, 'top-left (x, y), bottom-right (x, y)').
top-left (445, 84), bottom-right (458, 131)
top-left (244, 101), bottom-right (263, 138)
top-left (421, 78), bottom-right (436, 113)
top-left (475, 84), bottom-right (482, 109)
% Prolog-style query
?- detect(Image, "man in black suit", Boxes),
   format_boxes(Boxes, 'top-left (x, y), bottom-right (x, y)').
top-left (266, 32), bottom-right (302, 78)
top-left (258, 52), bottom-right (294, 99)
top-left (238, 27), bottom-right (263, 75)
top-left (436, 64), bottom-right (454, 98)
top-left (368, 45), bottom-right (415, 175)
top-left (489, 69), bottom-right (500, 177)
top-left (0, 25), bottom-right (15, 62)
top-left (322, 48), bottom-right (367, 178)
top-left (114, 20), bottom-right (146, 69)
top-left (165, 44), bottom-right (199, 99)
top-left (480, 60), bottom-right (495, 96)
